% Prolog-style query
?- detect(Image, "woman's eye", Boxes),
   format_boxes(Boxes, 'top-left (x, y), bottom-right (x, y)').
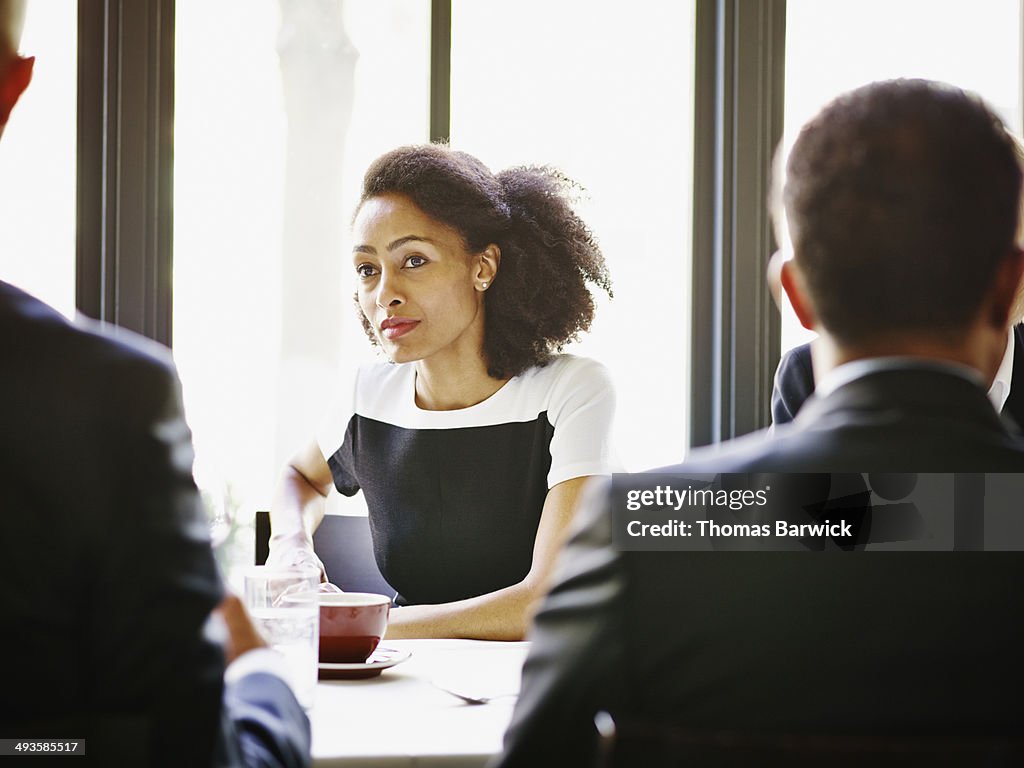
top-left (356, 263), bottom-right (379, 279)
top-left (404, 255), bottom-right (427, 269)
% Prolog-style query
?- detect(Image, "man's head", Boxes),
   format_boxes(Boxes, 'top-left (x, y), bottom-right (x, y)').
top-left (0, 0), bottom-right (32, 136)
top-left (779, 79), bottom-right (1024, 370)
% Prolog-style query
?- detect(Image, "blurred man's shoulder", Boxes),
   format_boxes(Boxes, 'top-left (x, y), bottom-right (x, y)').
top-left (2, 279), bottom-right (175, 376)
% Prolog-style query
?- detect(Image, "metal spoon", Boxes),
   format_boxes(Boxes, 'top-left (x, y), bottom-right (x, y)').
top-left (432, 682), bottom-right (519, 705)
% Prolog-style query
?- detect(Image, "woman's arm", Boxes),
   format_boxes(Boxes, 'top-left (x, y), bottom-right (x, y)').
top-left (266, 440), bottom-right (335, 579)
top-left (385, 475), bottom-right (591, 640)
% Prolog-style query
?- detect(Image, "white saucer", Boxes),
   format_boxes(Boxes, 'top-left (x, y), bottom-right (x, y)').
top-left (318, 647), bottom-right (411, 680)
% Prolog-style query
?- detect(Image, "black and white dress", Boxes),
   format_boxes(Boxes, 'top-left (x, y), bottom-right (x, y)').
top-left (317, 354), bottom-right (616, 605)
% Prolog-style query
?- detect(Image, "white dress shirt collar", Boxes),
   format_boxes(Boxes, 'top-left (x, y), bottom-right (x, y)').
top-left (988, 329), bottom-right (1015, 412)
top-left (814, 329), bottom-right (1015, 410)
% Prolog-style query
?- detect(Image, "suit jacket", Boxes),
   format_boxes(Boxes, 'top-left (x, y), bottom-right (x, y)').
top-left (771, 324), bottom-right (1024, 428)
top-left (0, 281), bottom-right (310, 768)
top-left (494, 365), bottom-right (1024, 767)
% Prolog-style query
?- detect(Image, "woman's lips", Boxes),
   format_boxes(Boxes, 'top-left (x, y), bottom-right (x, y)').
top-left (380, 317), bottom-right (419, 340)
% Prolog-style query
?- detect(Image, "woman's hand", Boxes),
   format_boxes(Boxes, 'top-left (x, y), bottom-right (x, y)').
top-left (265, 530), bottom-right (328, 582)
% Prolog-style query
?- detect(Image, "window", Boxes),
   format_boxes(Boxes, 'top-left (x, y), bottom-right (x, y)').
top-left (451, 0), bottom-right (697, 470)
top-left (173, 1), bottom-right (430, 534)
top-left (0, 5), bottom-right (76, 318)
top-left (781, 0), bottom-right (1023, 353)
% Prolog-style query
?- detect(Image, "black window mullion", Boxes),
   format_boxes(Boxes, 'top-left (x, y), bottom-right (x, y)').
top-left (690, 0), bottom-right (785, 449)
top-left (430, 0), bottom-right (452, 144)
top-left (77, 0), bottom-right (174, 347)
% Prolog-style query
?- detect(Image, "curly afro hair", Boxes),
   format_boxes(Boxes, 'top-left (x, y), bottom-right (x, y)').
top-left (355, 144), bottom-right (612, 379)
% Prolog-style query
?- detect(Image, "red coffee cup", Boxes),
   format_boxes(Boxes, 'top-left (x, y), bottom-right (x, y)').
top-left (317, 592), bottom-right (391, 663)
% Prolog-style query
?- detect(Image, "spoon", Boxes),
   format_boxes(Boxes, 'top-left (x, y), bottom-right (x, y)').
top-left (432, 682), bottom-right (519, 705)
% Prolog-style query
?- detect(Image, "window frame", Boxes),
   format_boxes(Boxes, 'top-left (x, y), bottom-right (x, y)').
top-left (88, 0), bottom-right (986, 454)
top-left (689, 0), bottom-right (785, 448)
top-left (77, 0), bottom-right (175, 344)
top-left (75, 0), bottom-right (455, 346)
top-left (73, 0), bottom-right (788, 447)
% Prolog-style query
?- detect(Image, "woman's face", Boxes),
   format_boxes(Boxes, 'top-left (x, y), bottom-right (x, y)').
top-left (352, 193), bottom-right (490, 366)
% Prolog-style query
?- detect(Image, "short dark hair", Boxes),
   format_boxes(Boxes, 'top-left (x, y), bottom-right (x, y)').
top-left (783, 79), bottom-right (1022, 345)
top-left (356, 144), bottom-right (612, 379)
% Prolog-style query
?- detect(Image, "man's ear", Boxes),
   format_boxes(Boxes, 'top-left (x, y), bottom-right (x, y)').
top-left (766, 250), bottom-right (787, 312)
top-left (986, 246), bottom-right (1024, 330)
top-left (0, 54), bottom-right (33, 125)
top-left (780, 258), bottom-right (818, 331)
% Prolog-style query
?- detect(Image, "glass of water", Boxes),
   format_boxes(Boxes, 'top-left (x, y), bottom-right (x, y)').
top-left (243, 565), bottom-right (321, 709)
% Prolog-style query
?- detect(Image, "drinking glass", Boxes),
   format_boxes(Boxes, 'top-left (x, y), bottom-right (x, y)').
top-left (243, 565), bottom-right (321, 709)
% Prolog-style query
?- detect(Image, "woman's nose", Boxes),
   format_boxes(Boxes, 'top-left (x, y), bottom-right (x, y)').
top-left (375, 271), bottom-right (404, 310)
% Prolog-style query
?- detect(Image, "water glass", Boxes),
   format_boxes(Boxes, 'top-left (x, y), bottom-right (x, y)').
top-left (243, 565), bottom-right (320, 709)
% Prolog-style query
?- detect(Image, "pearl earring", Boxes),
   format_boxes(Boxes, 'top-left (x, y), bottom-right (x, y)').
top-left (481, 282), bottom-right (489, 290)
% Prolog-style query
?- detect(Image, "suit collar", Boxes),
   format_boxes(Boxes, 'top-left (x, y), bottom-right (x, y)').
top-left (796, 365), bottom-right (1006, 435)
top-left (815, 355), bottom-right (985, 400)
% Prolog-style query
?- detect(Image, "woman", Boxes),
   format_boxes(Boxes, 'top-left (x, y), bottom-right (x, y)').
top-left (268, 144), bottom-right (615, 640)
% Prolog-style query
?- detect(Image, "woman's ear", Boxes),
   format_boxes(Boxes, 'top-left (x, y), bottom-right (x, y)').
top-left (780, 258), bottom-right (818, 331)
top-left (475, 244), bottom-right (501, 291)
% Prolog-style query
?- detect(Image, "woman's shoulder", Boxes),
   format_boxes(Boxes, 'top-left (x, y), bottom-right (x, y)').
top-left (510, 354), bottom-right (615, 413)
top-left (317, 362), bottom-right (407, 456)
top-left (536, 355), bottom-right (618, 482)
top-left (518, 354), bottom-right (613, 391)
top-left (352, 361), bottom-right (415, 417)
top-left (516, 353), bottom-right (611, 384)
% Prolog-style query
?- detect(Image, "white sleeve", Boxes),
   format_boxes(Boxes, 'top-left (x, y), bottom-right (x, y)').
top-left (545, 357), bottom-right (618, 488)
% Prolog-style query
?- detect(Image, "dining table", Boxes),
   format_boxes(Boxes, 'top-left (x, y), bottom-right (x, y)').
top-left (310, 638), bottom-right (529, 767)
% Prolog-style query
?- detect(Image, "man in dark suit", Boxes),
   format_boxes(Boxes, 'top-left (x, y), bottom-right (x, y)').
top-left (772, 138), bottom-right (1024, 431)
top-left (493, 79), bottom-right (1024, 767)
top-left (0, 3), bottom-right (309, 766)
top-left (771, 321), bottom-right (1024, 428)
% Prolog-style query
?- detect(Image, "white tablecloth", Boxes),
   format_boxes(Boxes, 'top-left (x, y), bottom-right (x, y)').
top-left (310, 639), bottom-right (529, 767)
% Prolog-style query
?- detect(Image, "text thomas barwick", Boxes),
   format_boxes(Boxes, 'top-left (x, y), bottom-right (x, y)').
top-left (626, 519), bottom-right (853, 538)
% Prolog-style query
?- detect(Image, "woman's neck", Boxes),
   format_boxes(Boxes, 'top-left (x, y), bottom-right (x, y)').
top-left (414, 354), bottom-right (509, 411)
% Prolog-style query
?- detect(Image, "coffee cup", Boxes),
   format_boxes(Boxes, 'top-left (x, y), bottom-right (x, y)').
top-left (316, 592), bottom-right (391, 663)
